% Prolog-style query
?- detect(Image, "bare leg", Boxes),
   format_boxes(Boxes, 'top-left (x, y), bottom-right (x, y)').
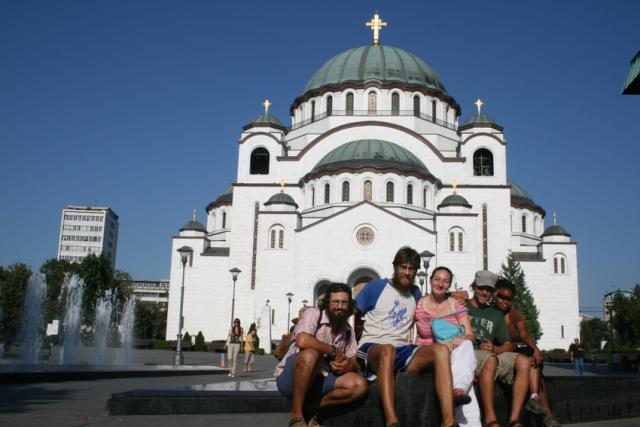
top-left (510, 355), bottom-right (530, 423)
top-left (406, 344), bottom-right (455, 427)
top-left (539, 374), bottom-right (553, 415)
top-left (478, 355), bottom-right (498, 424)
top-left (529, 364), bottom-right (540, 394)
top-left (367, 344), bottom-right (398, 425)
top-left (290, 349), bottom-right (321, 421)
top-left (319, 372), bottom-right (368, 408)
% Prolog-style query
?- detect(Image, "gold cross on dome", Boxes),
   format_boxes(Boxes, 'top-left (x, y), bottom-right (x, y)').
top-left (262, 99), bottom-right (271, 114)
top-left (280, 178), bottom-right (285, 193)
top-left (366, 13), bottom-right (387, 46)
top-left (475, 98), bottom-right (484, 114)
top-left (452, 179), bottom-right (458, 194)
top-left (192, 208), bottom-right (197, 221)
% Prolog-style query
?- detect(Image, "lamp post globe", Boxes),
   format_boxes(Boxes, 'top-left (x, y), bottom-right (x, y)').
top-left (419, 250), bottom-right (435, 293)
top-left (417, 271), bottom-right (426, 295)
top-left (174, 246), bottom-right (193, 366)
top-left (229, 268), bottom-right (241, 326)
top-left (286, 292), bottom-right (294, 331)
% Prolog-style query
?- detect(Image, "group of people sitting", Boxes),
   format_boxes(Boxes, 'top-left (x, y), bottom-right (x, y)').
top-left (274, 247), bottom-right (560, 427)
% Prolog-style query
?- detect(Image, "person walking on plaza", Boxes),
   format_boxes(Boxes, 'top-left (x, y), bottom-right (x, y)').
top-left (494, 278), bottom-right (560, 427)
top-left (414, 266), bottom-right (480, 427)
top-left (224, 318), bottom-right (244, 377)
top-left (274, 282), bottom-right (367, 427)
top-left (244, 323), bottom-right (257, 373)
top-left (466, 270), bottom-right (530, 427)
top-left (356, 247), bottom-right (459, 427)
top-left (568, 338), bottom-right (585, 375)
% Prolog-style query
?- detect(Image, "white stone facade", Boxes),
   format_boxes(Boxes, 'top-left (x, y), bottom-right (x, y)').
top-left (165, 43), bottom-right (579, 351)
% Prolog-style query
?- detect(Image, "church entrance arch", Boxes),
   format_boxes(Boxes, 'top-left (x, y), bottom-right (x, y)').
top-left (313, 280), bottom-right (332, 308)
top-left (347, 267), bottom-right (380, 299)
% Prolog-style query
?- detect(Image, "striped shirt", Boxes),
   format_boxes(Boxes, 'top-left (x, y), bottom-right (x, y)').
top-left (274, 307), bottom-right (357, 378)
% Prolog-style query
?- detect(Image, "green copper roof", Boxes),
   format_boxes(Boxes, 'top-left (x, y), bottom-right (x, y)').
top-left (509, 180), bottom-right (546, 216)
top-left (312, 139), bottom-right (429, 174)
top-left (265, 192), bottom-right (298, 208)
top-left (304, 45), bottom-right (448, 95)
top-left (206, 185), bottom-right (233, 212)
top-left (180, 220), bottom-right (206, 233)
top-left (462, 112), bottom-right (501, 128)
top-left (509, 180), bottom-right (533, 202)
top-left (542, 224), bottom-right (571, 237)
top-left (438, 194), bottom-right (472, 209)
top-left (243, 112), bottom-right (286, 131)
top-left (622, 50), bottom-right (640, 95)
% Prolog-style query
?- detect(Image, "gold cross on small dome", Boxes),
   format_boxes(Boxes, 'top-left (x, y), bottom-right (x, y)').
top-left (452, 179), bottom-right (458, 194)
top-left (366, 13), bottom-right (387, 46)
top-left (475, 98), bottom-right (484, 114)
top-left (280, 178), bottom-right (285, 193)
top-left (262, 99), bottom-right (271, 114)
top-left (192, 208), bottom-right (197, 221)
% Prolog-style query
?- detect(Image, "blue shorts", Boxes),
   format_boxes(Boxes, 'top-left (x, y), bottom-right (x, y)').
top-left (356, 342), bottom-right (421, 381)
top-left (276, 352), bottom-right (337, 398)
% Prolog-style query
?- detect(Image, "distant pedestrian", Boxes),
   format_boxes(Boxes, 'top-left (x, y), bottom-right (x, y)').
top-left (568, 338), bottom-right (585, 375)
top-left (244, 323), bottom-right (257, 373)
top-left (224, 318), bottom-right (244, 377)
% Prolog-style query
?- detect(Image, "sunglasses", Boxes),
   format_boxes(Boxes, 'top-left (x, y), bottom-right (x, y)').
top-left (495, 294), bottom-right (513, 302)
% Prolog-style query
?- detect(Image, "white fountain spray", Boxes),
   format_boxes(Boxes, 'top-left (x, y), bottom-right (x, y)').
top-left (116, 297), bottom-right (135, 365)
top-left (59, 274), bottom-right (85, 364)
top-left (94, 290), bottom-right (114, 364)
top-left (20, 273), bottom-right (48, 363)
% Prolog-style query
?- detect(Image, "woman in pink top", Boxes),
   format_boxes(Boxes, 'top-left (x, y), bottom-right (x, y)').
top-left (415, 267), bottom-right (480, 426)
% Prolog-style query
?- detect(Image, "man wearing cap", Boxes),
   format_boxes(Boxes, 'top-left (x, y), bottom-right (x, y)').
top-left (466, 271), bottom-right (530, 427)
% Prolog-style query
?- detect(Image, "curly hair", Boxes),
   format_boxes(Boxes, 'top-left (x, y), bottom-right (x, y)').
top-left (321, 282), bottom-right (354, 314)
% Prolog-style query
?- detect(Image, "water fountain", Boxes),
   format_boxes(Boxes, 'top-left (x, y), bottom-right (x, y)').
top-left (20, 273), bottom-right (48, 363)
top-left (94, 290), bottom-right (114, 364)
top-left (116, 297), bottom-right (135, 365)
top-left (60, 274), bottom-right (85, 364)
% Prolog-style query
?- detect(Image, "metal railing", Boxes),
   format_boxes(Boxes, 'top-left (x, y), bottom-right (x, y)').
top-left (289, 110), bottom-right (458, 131)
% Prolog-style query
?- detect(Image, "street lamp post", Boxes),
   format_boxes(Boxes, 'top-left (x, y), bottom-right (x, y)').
top-left (301, 299), bottom-right (309, 306)
top-left (174, 246), bottom-right (193, 366)
top-left (417, 271), bottom-right (426, 295)
top-left (265, 299), bottom-right (272, 355)
top-left (229, 268), bottom-right (241, 326)
top-left (286, 292), bottom-right (294, 331)
top-left (419, 250), bottom-right (435, 293)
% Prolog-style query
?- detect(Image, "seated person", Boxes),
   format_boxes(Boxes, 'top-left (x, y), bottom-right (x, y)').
top-left (493, 278), bottom-right (560, 427)
top-left (466, 271), bottom-right (530, 427)
top-left (356, 247), bottom-right (459, 427)
top-left (274, 283), bottom-right (367, 427)
top-left (414, 266), bottom-right (481, 427)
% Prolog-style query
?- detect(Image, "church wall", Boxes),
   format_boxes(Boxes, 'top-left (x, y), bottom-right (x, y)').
top-left (237, 132), bottom-right (283, 183)
top-left (434, 213), bottom-right (478, 292)
top-left (459, 133), bottom-right (506, 185)
top-left (520, 242), bottom-right (579, 349)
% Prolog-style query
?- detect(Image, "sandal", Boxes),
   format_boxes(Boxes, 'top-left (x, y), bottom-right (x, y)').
top-left (288, 416), bottom-right (307, 427)
top-left (454, 393), bottom-right (472, 407)
top-left (484, 421), bottom-right (501, 427)
top-left (507, 421), bottom-right (524, 427)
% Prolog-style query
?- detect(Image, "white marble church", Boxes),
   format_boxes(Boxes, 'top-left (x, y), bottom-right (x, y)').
top-left (166, 15), bottom-right (579, 350)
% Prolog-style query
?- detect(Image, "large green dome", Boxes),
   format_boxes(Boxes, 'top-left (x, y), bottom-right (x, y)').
top-left (304, 45), bottom-right (448, 95)
top-left (303, 139), bottom-right (431, 182)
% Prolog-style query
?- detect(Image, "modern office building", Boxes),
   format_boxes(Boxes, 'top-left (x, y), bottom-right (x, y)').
top-left (129, 279), bottom-right (170, 306)
top-left (57, 205), bottom-right (119, 268)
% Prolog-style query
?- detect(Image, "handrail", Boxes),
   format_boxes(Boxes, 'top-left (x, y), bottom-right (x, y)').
top-left (289, 110), bottom-right (458, 131)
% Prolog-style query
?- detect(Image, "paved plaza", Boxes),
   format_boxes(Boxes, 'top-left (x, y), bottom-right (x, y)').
top-left (0, 348), bottom-right (638, 426)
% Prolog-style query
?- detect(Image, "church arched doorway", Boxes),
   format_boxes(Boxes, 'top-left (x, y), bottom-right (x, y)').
top-left (346, 267), bottom-right (380, 339)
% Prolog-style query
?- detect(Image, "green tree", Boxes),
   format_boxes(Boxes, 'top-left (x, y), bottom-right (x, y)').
top-left (500, 253), bottom-right (542, 340)
top-left (580, 318), bottom-right (608, 350)
top-left (134, 301), bottom-right (167, 340)
top-left (611, 285), bottom-right (640, 348)
top-left (39, 258), bottom-right (78, 323)
top-left (0, 263), bottom-right (32, 349)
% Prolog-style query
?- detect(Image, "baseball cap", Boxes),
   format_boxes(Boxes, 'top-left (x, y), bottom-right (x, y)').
top-left (474, 270), bottom-right (498, 289)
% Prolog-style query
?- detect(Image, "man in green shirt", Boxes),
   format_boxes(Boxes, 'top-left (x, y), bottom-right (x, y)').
top-left (466, 270), bottom-right (530, 427)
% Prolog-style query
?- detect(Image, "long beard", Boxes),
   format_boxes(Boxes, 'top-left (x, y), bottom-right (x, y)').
top-left (327, 309), bottom-right (348, 330)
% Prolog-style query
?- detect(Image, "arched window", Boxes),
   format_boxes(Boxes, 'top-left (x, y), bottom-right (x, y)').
top-left (406, 184), bottom-right (413, 205)
top-left (422, 187), bottom-right (429, 209)
top-left (458, 232), bottom-right (464, 252)
top-left (326, 96), bottom-right (333, 116)
top-left (431, 99), bottom-right (437, 121)
top-left (560, 257), bottom-right (566, 274)
top-left (363, 180), bottom-right (372, 201)
top-left (279, 230), bottom-right (284, 249)
top-left (324, 183), bottom-right (330, 204)
top-left (342, 181), bottom-right (350, 202)
top-left (311, 186), bottom-right (315, 207)
top-left (391, 92), bottom-right (400, 115)
top-left (521, 214), bottom-right (527, 233)
top-left (413, 95), bottom-right (420, 117)
top-left (449, 227), bottom-right (464, 252)
top-left (386, 182), bottom-right (394, 202)
top-left (473, 148), bottom-right (494, 176)
top-left (449, 232), bottom-right (455, 251)
top-left (368, 92), bottom-right (377, 113)
top-left (269, 225), bottom-right (285, 249)
top-left (270, 229), bottom-right (276, 248)
top-left (222, 211), bottom-right (227, 229)
top-left (249, 147), bottom-right (270, 174)
top-left (311, 100), bottom-right (316, 122)
top-left (346, 93), bottom-right (354, 115)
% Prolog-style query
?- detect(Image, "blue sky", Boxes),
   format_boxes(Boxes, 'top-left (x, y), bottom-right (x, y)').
top-left (1, 1), bottom-right (638, 315)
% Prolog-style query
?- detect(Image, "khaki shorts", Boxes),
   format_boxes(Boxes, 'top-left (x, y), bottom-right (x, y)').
top-left (474, 350), bottom-right (518, 384)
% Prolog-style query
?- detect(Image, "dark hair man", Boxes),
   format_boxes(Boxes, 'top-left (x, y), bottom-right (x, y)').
top-left (466, 271), bottom-right (530, 427)
top-left (274, 282), bottom-right (367, 427)
top-left (355, 247), bottom-right (458, 427)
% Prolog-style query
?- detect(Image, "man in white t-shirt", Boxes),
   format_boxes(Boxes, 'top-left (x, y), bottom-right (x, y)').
top-left (355, 247), bottom-right (458, 427)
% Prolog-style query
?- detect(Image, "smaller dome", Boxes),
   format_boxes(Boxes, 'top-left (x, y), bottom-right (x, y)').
top-left (438, 194), bottom-right (472, 209)
top-left (509, 180), bottom-right (545, 216)
top-left (265, 192), bottom-right (298, 208)
top-left (242, 112), bottom-right (286, 132)
top-left (180, 220), bottom-right (206, 233)
top-left (460, 112), bottom-right (503, 130)
top-left (542, 224), bottom-right (571, 237)
top-left (206, 185), bottom-right (233, 212)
